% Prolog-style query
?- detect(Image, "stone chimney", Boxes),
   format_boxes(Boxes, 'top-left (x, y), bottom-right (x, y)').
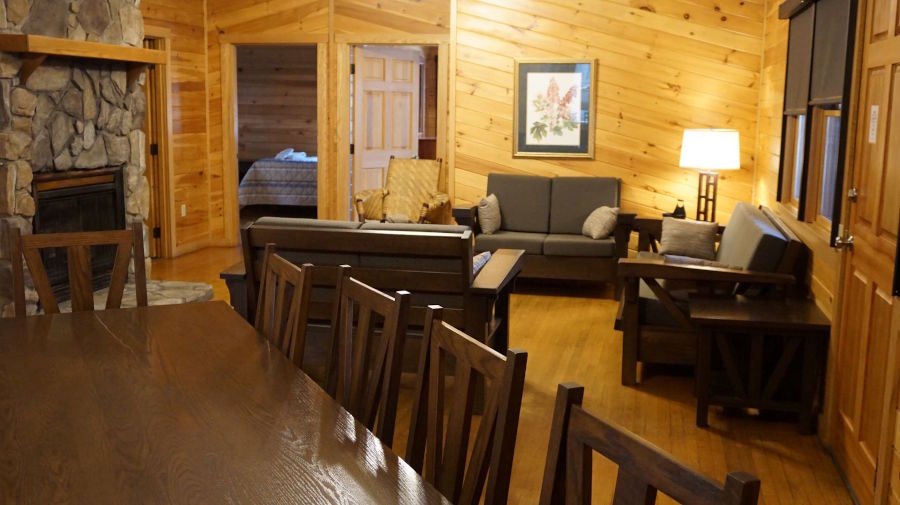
top-left (0, 0), bottom-right (149, 316)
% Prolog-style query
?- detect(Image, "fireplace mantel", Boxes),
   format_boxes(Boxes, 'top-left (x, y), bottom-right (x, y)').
top-left (0, 33), bottom-right (166, 85)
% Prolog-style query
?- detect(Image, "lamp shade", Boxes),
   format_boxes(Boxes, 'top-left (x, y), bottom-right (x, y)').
top-left (679, 129), bottom-right (741, 170)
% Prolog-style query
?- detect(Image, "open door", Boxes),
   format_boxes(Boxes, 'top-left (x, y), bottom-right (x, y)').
top-left (143, 37), bottom-right (170, 258)
top-left (352, 46), bottom-right (422, 198)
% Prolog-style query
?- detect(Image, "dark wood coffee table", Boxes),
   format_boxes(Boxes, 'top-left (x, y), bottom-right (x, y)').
top-left (689, 295), bottom-right (830, 434)
top-left (0, 301), bottom-right (450, 504)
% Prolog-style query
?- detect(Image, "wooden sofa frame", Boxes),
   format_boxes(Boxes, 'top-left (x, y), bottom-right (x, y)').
top-left (617, 207), bottom-right (807, 385)
top-left (221, 222), bottom-right (524, 354)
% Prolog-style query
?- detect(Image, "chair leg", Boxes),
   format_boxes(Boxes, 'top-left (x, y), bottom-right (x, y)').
top-left (621, 279), bottom-right (639, 386)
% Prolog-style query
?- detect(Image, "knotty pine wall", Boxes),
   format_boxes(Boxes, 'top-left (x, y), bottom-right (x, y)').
top-left (236, 46), bottom-right (318, 161)
top-left (452, 0), bottom-right (765, 225)
top-left (141, 0), bottom-right (212, 255)
top-left (753, 1), bottom-right (842, 317)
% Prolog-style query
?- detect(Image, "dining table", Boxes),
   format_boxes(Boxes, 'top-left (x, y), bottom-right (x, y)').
top-left (0, 300), bottom-right (451, 504)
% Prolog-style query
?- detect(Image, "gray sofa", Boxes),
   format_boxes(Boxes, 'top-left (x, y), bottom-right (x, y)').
top-left (453, 174), bottom-right (635, 287)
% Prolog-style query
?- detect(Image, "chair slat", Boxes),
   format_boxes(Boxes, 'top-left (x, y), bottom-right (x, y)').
top-left (67, 245), bottom-right (93, 312)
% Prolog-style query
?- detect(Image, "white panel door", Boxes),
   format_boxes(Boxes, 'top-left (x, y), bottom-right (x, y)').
top-left (352, 46), bottom-right (421, 197)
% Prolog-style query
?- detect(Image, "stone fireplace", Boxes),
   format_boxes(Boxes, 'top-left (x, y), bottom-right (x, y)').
top-left (0, 0), bottom-right (149, 316)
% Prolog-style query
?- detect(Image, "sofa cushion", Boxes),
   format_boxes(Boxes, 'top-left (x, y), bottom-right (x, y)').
top-left (543, 234), bottom-right (616, 257)
top-left (486, 173), bottom-right (551, 233)
top-left (639, 280), bottom-right (690, 327)
top-left (716, 202), bottom-right (787, 271)
top-left (254, 217), bottom-right (362, 230)
top-left (550, 177), bottom-right (620, 234)
top-left (475, 230), bottom-right (546, 254)
top-left (360, 222), bottom-right (470, 234)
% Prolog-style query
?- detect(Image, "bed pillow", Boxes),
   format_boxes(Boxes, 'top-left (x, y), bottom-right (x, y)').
top-left (275, 148), bottom-right (294, 160)
top-left (582, 206), bottom-right (619, 239)
top-left (478, 194), bottom-right (502, 235)
top-left (659, 218), bottom-right (718, 260)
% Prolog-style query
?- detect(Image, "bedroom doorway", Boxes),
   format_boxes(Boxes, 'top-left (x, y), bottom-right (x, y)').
top-left (235, 45), bottom-right (319, 225)
top-left (349, 44), bottom-right (439, 216)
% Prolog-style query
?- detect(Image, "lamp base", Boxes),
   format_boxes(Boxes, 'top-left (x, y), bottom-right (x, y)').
top-left (696, 171), bottom-right (718, 222)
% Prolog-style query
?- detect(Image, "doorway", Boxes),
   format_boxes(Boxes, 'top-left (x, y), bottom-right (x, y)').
top-left (350, 45), bottom-right (439, 215)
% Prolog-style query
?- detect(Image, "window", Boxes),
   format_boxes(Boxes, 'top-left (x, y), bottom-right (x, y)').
top-left (780, 114), bottom-right (806, 210)
top-left (807, 108), bottom-right (841, 227)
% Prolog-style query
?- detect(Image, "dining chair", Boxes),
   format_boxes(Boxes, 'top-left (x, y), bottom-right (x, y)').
top-left (254, 244), bottom-right (314, 364)
top-left (405, 305), bottom-right (528, 505)
top-left (10, 222), bottom-right (147, 317)
top-left (331, 274), bottom-right (410, 447)
top-left (538, 383), bottom-right (761, 505)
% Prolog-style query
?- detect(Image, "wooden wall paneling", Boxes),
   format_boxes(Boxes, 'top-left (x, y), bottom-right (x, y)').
top-left (220, 43), bottom-right (239, 246)
top-left (140, 0), bottom-right (212, 256)
top-left (236, 46), bottom-right (319, 161)
top-left (451, 0), bottom-right (764, 226)
top-left (317, 42), bottom-right (331, 220)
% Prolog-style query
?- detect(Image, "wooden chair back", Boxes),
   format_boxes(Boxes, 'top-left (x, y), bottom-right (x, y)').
top-left (9, 222), bottom-right (147, 317)
top-left (539, 383), bottom-right (761, 505)
top-left (254, 244), bottom-right (312, 364)
top-left (406, 306), bottom-right (528, 505)
top-left (331, 274), bottom-right (410, 447)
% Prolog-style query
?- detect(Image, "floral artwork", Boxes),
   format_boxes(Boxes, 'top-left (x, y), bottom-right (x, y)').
top-left (514, 60), bottom-right (595, 158)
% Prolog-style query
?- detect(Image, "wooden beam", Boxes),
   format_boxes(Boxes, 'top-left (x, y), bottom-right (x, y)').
top-left (0, 33), bottom-right (166, 64)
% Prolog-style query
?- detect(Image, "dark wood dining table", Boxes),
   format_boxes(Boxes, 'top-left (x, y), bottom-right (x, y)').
top-left (0, 301), bottom-right (451, 504)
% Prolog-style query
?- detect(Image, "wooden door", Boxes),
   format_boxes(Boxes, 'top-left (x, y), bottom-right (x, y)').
top-left (143, 38), bottom-right (167, 258)
top-left (352, 46), bottom-right (421, 196)
top-left (830, 0), bottom-right (900, 501)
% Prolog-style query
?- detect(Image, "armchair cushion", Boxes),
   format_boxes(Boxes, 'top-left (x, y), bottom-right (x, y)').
top-left (550, 177), bottom-right (620, 234)
top-left (715, 202), bottom-right (787, 271)
top-left (486, 173), bottom-right (551, 233)
top-left (659, 218), bottom-right (718, 260)
top-left (475, 230), bottom-right (546, 254)
top-left (543, 234), bottom-right (616, 257)
top-left (382, 158), bottom-right (442, 222)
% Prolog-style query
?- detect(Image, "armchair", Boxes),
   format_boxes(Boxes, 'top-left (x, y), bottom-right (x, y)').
top-left (354, 157), bottom-right (450, 223)
top-left (616, 203), bottom-right (807, 385)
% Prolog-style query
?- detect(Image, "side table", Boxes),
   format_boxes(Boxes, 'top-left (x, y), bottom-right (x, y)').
top-left (689, 295), bottom-right (830, 434)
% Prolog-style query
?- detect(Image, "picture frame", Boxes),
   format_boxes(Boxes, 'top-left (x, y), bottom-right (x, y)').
top-left (513, 59), bottom-right (596, 158)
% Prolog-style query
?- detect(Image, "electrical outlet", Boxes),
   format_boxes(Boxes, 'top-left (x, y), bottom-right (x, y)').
top-left (180, 204), bottom-right (186, 217)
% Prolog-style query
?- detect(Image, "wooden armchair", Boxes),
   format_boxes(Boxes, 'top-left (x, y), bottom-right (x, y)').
top-left (354, 157), bottom-right (449, 224)
top-left (617, 204), bottom-right (806, 385)
top-left (539, 383), bottom-right (760, 504)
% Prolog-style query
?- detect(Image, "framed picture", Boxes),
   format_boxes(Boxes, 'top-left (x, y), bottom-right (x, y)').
top-left (513, 59), bottom-right (596, 158)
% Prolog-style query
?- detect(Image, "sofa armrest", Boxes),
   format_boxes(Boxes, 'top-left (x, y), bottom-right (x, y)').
top-left (220, 261), bottom-right (246, 281)
top-left (617, 257), bottom-right (794, 285)
top-left (614, 213), bottom-right (636, 258)
top-left (453, 205), bottom-right (479, 231)
top-left (220, 262), bottom-right (249, 320)
top-left (470, 249), bottom-right (525, 296)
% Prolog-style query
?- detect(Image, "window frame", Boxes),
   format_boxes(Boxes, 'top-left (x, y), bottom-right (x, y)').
top-left (804, 107), bottom-right (842, 230)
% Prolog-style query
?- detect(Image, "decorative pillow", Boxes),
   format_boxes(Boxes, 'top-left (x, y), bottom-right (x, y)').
top-left (582, 206), bottom-right (619, 239)
top-left (473, 251), bottom-right (492, 275)
top-left (275, 148), bottom-right (294, 160)
top-left (659, 218), bottom-right (718, 260)
top-left (478, 194), bottom-right (502, 235)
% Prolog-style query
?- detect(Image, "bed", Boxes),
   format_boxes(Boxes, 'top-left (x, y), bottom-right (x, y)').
top-left (238, 157), bottom-right (317, 208)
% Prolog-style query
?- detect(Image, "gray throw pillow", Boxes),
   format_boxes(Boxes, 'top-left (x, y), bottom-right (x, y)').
top-left (478, 194), bottom-right (502, 235)
top-left (582, 206), bottom-right (619, 239)
top-left (659, 218), bottom-right (718, 260)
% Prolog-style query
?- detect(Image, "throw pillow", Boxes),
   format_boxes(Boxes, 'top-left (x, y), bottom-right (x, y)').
top-left (582, 206), bottom-right (619, 239)
top-left (473, 251), bottom-right (492, 275)
top-left (478, 194), bottom-right (502, 235)
top-left (275, 148), bottom-right (293, 160)
top-left (659, 218), bottom-right (718, 260)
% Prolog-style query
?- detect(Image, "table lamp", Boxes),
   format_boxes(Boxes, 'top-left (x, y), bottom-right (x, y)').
top-left (679, 129), bottom-right (740, 222)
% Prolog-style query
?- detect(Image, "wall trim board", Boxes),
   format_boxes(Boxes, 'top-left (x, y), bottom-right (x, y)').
top-left (220, 33), bottom-right (329, 44)
top-left (220, 42), bottom-right (239, 247)
top-left (333, 33), bottom-right (449, 44)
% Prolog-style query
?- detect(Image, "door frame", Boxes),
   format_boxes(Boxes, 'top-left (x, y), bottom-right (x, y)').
top-left (219, 34), bottom-right (328, 236)
top-left (143, 27), bottom-right (175, 258)
top-left (335, 35), bottom-right (450, 220)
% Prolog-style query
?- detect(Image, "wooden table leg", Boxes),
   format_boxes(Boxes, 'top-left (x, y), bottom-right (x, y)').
top-left (696, 329), bottom-right (712, 427)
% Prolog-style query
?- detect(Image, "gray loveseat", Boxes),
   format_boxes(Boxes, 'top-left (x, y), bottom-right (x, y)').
top-left (453, 174), bottom-right (635, 287)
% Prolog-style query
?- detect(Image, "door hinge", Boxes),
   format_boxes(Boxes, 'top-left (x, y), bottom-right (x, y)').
top-left (150, 143), bottom-right (159, 156)
top-left (848, 187), bottom-right (858, 202)
top-left (152, 227), bottom-right (161, 239)
top-left (349, 144), bottom-right (355, 155)
top-left (350, 63), bottom-right (355, 75)
top-left (834, 234), bottom-right (854, 250)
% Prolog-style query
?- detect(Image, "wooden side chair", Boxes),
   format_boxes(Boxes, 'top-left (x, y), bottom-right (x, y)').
top-left (9, 222), bottom-right (147, 317)
top-left (405, 305), bottom-right (528, 505)
top-left (254, 244), bottom-right (313, 364)
top-left (330, 274), bottom-right (410, 448)
top-left (539, 383), bottom-right (761, 505)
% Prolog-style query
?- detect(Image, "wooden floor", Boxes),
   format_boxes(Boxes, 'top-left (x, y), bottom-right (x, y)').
top-left (152, 247), bottom-right (853, 505)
